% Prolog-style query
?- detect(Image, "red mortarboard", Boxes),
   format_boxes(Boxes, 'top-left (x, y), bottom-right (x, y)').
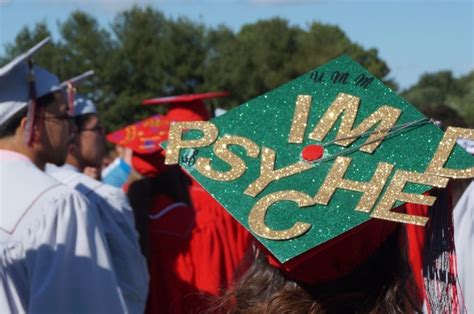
top-left (131, 151), bottom-right (167, 177)
top-left (142, 91), bottom-right (230, 122)
top-left (106, 115), bottom-right (171, 177)
top-left (106, 115), bottom-right (170, 154)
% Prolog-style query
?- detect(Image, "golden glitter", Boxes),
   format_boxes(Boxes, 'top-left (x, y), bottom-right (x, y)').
top-left (165, 121), bottom-right (218, 165)
top-left (195, 135), bottom-right (260, 181)
top-left (426, 127), bottom-right (474, 179)
top-left (244, 147), bottom-right (313, 197)
top-left (248, 190), bottom-right (314, 240)
top-left (371, 170), bottom-right (449, 226)
top-left (309, 93), bottom-right (401, 153)
top-left (288, 95), bottom-right (312, 144)
top-left (314, 156), bottom-right (394, 213)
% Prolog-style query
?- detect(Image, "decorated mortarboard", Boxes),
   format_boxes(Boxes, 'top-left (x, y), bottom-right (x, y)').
top-left (162, 55), bottom-right (474, 282)
top-left (143, 91), bottom-right (230, 122)
top-left (0, 37), bottom-right (62, 143)
top-left (107, 115), bottom-right (172, 176)
top-left (61, 70), bottom-right (95, 116)
top-left (106, 115), bottom-right (171, 154)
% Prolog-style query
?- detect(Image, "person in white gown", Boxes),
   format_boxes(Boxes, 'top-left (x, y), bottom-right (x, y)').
top-left (453, 181), bottom-right (474, 312)
top-left (46, 73), bottom-right (149, 313)
top-left (0, 39), bottom-right (127, 313)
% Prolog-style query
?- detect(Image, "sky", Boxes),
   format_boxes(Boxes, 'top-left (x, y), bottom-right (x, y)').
top-left (0, 0), bottom-right (472, 89)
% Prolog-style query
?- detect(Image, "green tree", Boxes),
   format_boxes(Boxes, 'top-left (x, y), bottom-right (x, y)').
top-left (1, 7), bottom-right (395, 131)
top-left (402, 71), bottom-right (473, 127)
top-left (202, 19), bottom-right (393, 108)
top-left (1, 22), bottom-right (62, 73)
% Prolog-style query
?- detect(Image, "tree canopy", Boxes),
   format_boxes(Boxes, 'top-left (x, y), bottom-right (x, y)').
top-left (2, 6), bottom-right (470, 131)
top-left (402, 70), bottom-right (474, 127)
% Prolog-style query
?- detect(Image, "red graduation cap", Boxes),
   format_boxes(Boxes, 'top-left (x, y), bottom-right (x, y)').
top-left (142, 91), bottom-right (230, 122)
top-left (106, 115), bottom-right (171, 154)
top-left (106, 115), bottom-right (171, 177)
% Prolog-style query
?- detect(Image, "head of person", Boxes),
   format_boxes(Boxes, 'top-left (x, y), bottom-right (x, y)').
top-left (0, 39), bottom-right (73, 169)
top-left (67, 94), bottom-right (106, 171)
top-left (212, 224), bottom-right (420, 314)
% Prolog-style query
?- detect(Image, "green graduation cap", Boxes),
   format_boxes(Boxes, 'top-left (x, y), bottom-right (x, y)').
top-left (163, 55), bottom-right (474, 267)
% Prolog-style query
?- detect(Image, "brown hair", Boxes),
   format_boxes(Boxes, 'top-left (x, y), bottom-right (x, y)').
top-left (209, 227), bottom-right (421, 314)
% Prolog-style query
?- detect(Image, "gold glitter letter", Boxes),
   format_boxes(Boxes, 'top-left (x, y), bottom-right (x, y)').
top-left (426, 127), bottom-right (474, 179)
top-left (313, 156), bottom-right (394, 212)
top-left (165, 121), bottom-right (218, 165)
top-left (248, 190), bottom-right (314, 240)
top-left (288, 95), bottom-right (312, 144)
top-left (244, 147), bottom-right (313, 197)
top-left (195, 135), bottom-right (260, 181)
top-left (309, 93), bottom-right (401, 153)
top-left (371, 170), bottom-right (449, 226)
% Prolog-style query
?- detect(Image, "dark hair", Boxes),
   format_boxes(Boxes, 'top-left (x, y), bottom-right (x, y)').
top-left (0, 92), bottom-right (56, 138)
top-left (210, 226), bottom-right (421, 314)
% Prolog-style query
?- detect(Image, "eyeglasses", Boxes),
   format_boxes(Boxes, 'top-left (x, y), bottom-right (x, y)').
top-left (79, 125), bottom-right (105, 134)
top-left (36, 114), bottom-right (75, 123)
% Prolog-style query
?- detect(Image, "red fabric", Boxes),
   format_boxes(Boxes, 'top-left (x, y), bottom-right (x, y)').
top-left (106, 115), bottom-right (170, 154)
top-left (142, 91), bottom-right (230, 122)
top-left (147, 195), bottom-right (202, 314)
top-left (187, 180), bottom-right (251, 295)
top-left (264, 217), bottom-right (398, 284)
top-left (405, 201), bottom-right (429, 303)
top-left (261, 200), bottom-right (436, 286)
top-left (146, 179), bottom-right (251, 314)
top-left (131, 151), bottom-right (168, 177)
top-left (142, 91), bottom-right (229, 106)
top-left (165, 100), bottom-right (210, 122)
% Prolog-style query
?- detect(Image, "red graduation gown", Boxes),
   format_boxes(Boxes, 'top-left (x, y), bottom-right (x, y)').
top-left (146, 181), bottom-right (251, 314)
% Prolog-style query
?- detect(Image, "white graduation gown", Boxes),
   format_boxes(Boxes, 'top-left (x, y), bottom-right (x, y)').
top-left (46, 163), bottom-right (149, 313)
top-left (453, 181), bottom-right (474, 313)
top-left (0, 150), bottom-right (126, 313)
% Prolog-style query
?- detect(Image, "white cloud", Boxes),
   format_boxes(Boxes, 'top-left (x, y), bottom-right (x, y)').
top-left (0, 0), bottom-right (12, 5)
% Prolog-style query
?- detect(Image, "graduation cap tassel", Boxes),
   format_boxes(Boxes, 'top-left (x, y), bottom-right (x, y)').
top-left (66, 81), bottom-right (75, 115)
top-left (315, 118), bottom-right (432, 164)
top-left (24, 59), bottom-right (37, 146)
top-left (422, 187), bottom-right (464, 313)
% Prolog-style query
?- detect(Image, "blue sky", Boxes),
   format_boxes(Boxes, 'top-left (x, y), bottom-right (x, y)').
top-left (0, 0), bottom-right (472, 89)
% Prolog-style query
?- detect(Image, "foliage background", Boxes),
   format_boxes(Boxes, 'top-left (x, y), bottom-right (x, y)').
top-left (1, 7), bottom-right (471, 131)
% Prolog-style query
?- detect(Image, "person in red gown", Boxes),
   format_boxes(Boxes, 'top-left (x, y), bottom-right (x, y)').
top-left (107, 92), bottom-right (251, 313)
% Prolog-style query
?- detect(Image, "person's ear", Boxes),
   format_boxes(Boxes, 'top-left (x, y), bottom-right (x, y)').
top-left (17, 116), bottom-right (42, 145)
top-left (68, 132), bottom-right (80, 154)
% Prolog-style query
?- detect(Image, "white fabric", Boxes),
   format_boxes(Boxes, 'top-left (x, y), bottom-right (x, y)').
top-left (457, 139), bottom-right (474, 155)
top-left (453, 181), bottom-right (474, 313)
top-left (46, 163), bottom-right (149, 313)
top-left (0, 150), bottom-right (126, 313)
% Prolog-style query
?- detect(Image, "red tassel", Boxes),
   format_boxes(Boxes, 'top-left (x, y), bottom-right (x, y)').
top-left (66, 81), bottom-right (75, 115)
top-left (24, 59), bottom-right (37, 146)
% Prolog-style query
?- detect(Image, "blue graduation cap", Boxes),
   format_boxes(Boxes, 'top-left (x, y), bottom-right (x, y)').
top-left (61, 70), bottom-right (96, 117)
top-left (0, 37), bottom-right (62, 143)
top-left (73, 94), bottom-right (97, 116)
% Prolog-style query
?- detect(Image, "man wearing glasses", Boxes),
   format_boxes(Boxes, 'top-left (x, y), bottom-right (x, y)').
top-left (0, 40), bottom-right (127, 312)
top-left (47, 90), bottom-right (149, 313)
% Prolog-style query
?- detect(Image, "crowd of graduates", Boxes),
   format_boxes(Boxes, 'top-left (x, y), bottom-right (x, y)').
top-left (0, 38), bottom-right (473, 314)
